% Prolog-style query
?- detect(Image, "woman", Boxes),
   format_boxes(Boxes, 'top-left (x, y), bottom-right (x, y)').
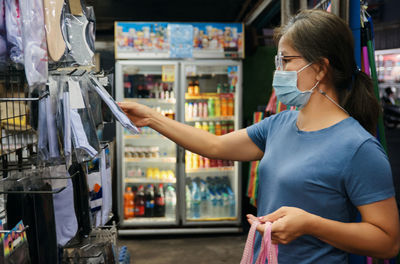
top-left (120, 10), bottom-right (400, 263)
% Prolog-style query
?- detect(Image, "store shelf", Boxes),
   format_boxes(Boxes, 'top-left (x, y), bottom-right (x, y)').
top-left (186, 167), bottom-right (234, 174)
top-left (185, 93), bottom-right (233, 100)
top-left (123, 98), bottom-right (176, 104)
top-left (187, 217), bottom-right (237, 222)
top-left (123, 217), bottom-right (176, 225)
top-left (124, 134), bottom-right (168, 140)
top-left (125, 157), bottom-right (176, 163)
top-left (125, 177), bottom-right (176, 184)
top-left (185, 116), bottom-right (234, 122)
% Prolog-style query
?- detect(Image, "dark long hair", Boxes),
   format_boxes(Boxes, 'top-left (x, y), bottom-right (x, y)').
top-left (274, 9), bottom-right (380, 135)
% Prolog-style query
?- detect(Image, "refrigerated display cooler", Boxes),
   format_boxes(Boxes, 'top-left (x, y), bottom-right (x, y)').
top-left (115, 22), bottom-right (244, 235)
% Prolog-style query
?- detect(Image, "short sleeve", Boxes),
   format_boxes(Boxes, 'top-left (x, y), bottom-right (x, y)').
top-left (344, 138), bottom-right (395, 207)
top-left (246, 117), bottom-right (270, 152)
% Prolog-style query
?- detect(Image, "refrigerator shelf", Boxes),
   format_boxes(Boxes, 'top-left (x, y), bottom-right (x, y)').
top-left (125, 157), bottom-right (176, 163)
top-left (185, 93), bottom-right (234, 100)
top-left (186, 167), bottom-right (234, 174)
top-left (187, 217), bottom-right (238, 222)
top-left (123, 98), bottom-right (176, 105)
top-left (185, 116), bottom-right (234, 122)
top-left (125, 177), bottom-right (176, 184)
top-left (124, 134), bottom-right (168, 140)
top-left (122, 217), bottom-right (176, 225)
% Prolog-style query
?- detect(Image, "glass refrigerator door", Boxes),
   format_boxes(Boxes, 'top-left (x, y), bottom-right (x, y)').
top-left (116, 61), bottom-right (179, 227)
top-left (180, 60), bottom-right (242, 225)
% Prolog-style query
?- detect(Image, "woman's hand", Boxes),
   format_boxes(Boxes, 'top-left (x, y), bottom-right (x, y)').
top-left (118, 101), bottom-right (156, 127)
top-left (247, 206), bottom-right (314, 245)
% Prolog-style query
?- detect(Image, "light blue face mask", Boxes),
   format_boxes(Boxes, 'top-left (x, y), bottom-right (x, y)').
top-left (272, 62), bottom-right (320, 109)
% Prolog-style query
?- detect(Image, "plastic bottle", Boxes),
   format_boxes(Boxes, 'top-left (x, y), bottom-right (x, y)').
top-left (146, 167), bottom-right (154, 179)
top-left (222, 190), bottom-right (229, 217)
top-left (221, 122), bottom-right (228, 135)
top-left (216, 83), bottom-right (222, 94)
top-left (187, 102), bottom-right (193, 120)
top-left (165, 184), bottom-right (176, 218)
top-left (194, 80), bottom-right (200, 95)
top-left (186, 151), bottom-right (192, 171)
top-left (199, 180), bottom-right (210, 218)
top-left (203, 102), bottom-right (208, 117)
top-left (188, 81), bottom-right (194, 95)
top-left (207, 98), bottom-right (214, 117)
top-left (154, 184), bottom-right (165, 217)
top-left (193, 102), bottom-right (198, 118)
top-left (145, 184), bottom-right (155, 217)
top-left (192, 153), bottom-right (199, 170)
top-left (215, 122), bottom-right (222, 136)
top-left (228, 122), bottom-right (234, 133)
top-left (214, 97), bottom-right (221, 117)
top-left (221, 96), bottom-right (228, 116)
top-left (202, 121), bottom-right (209, 132)
top-left (198, 101), bottom-right (203, 117)
top-left (124, 187), bottom-right (135, 219)
top-left (134, 185), bottom-right (145, 217)
top-left (153, 168), bottom-right (160, 180)
top-left (191, 181), bottom-right (201, 219)
top-left (208, 122), bottom-right (215, 134)
top-left (227, 96), bottom-right (234, 116)
top-left (227, 186), bottom-right (236, 217)
top-left (186, 184), bottom-right (192, 218)
top-left (185, 102), bottom-right (189, 120)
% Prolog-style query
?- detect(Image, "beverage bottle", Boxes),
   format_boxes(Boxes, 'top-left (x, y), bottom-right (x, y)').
top-left (135, 185), bottom-right (145, 217)
top-left (124, 187), bottom-right (135, 219)
top-left (192, 153), bottom-right (199, 169)
top-left (153, 168), bottom-right (160, 180)
top-left (155, 184), bottom-right (166, 217)
top-left (216, 189), bottom-right (223, 217)
top-left (198, 155), bottom-right (204, 169)
top-left (214, 97), bottom-right (221, 116)
top-left (165, 184), bottom-right (176, 218)
top-left (209, 189), bottom-right (218, 218)
top-left (222, 189), bottom-right (229, 217)
top-left (194, 121), bottom-right (202, 130)
top-left (185, 151), bottom-right (192, 171)
top-left (188, 81), bottom-right (194, 95)
top-left (191, 181), bottom-right (201, 219)
top-left (186, 184), bottom-right (193, 218)
top-left (207, 98), bottom-right (214, 117)
top-left (194, 80), bottom-right (200, 95)
top-left (193, 102), bottom-right (198, 117)
top-left (216, 83), bottom-right (222, 94)
top-left (187, 102), bottom-right (193, 120)
top-left (202, 121), bottom-right (209, 132)
top-left (199, 180), bottom-right (210, 218)
top-left (154, 83), bottom-right (160, 98)
top-left (146, 167), bottom-right (154, 179)
top-left (123, 74), bottom-right (132, 98)
top-left (221, 96), bottom-right (228, 116)
top-left (167, 170), bottom-right (175, 182)
top-left (227, 96), bottom-right (234, 116)
top-left (145, 184), bottom-right (155, 217)
top-left (185, 102), bottom-right (189, 120)
top-left (223, 83), bottom-right (229, 93)
top-left (228, 122), bottom-right (234, 133)
top-left (221, 122), bottom-right (228, 135)
top-left (229, 84), bottom-right (235, 93)
top-left (227, 186), bottom-right (236, 217)
top-left (208, 121), bottom-right (215, 134)
top-left (215, 122), bottom-right (222, 136)
top-left (198, 101), bottom-right (203, 117)
top-left (161, 170), bottom-right (168, 181)
top-left (203, 102), bottom-right (208, 117)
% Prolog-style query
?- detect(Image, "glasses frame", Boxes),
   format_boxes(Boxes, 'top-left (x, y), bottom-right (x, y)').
top-left (275, 52), bottom-right (302, 70)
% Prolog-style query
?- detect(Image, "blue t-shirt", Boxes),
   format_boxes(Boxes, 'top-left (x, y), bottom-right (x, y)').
top-left (246, 110), bottom-right (394, 264)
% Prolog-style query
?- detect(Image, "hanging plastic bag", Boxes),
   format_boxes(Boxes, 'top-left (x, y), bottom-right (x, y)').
top-left (240, 220), bottom-right (278, 264)
top-left (19, 0), bottom-right (48, 88)
top-left (100, 145), bottom-right (112, 225)
top-left (5, 0), bottom-right (23, 65)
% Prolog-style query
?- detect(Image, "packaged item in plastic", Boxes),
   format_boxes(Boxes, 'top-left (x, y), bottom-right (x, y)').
top-left (64, 0), bottom-right (94, 66)
top-left (85, 5), bottom-right (96, 54)
top-left (0, 0), bottom-right (7, 65)
top-left (3, 221), bottom-right (31, 264)
top-left (19, 0), bottom-right (48, 87)
top-left (43, 0), bottom-right (66, 62)
top-left (5, 0), bottom-right (23, 64)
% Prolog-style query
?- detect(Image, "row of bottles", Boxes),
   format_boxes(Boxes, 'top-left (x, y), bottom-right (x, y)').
top-left (124, 184), bottom-right (177, 219)
top-left (125, 145), bottom-right (160, 158)
top-left (185, 95), bottom-right (234, 119)
top-left (126, 167), bottom-right (176, 182)
top-left (187, 81), bottom-right (235, 96)
top-left (186, 151), bottom-right (234, 170)
top-left (124, 74), bottom-right (174, 99)
top-left (186, 176), bottom-right (235, 219)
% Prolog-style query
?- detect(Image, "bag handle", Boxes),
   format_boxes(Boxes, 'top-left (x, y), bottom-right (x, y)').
top-left (240, 220), bottom-right (278, 264)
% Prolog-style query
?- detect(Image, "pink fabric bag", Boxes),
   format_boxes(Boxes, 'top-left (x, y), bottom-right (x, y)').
top-left (240, 220), bottom-right (278, 264)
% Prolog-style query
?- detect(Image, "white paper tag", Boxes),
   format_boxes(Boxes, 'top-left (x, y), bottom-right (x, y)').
top-left (68, 79), bottom-right (85, 109)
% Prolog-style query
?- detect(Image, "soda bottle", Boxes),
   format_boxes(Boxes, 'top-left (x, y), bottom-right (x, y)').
top-left (188, 81), bottom-right (194, 95)
top-left (221, 97), bottom-right (228, 116)
top-left (198, 101), bottom-right (203, 117)
top-left (145, 184), bottom-right (155, 217)
top-left (199, 155), bottom-right (204, 169)
top-left (204, 157), bottom-right (210, 168)
top-left (194, 121), bottom-right (202, 130)
top-left (228, 122), bottom-right (234, 133)
top-left (194, 80), bottom-right (200, 95)
top-left (124, 187), bottom-right (135, 219)
top-left (202, 121), bottom-right (209, 132)
top-left (221, 122), bottom-right (228, 135)
top-left (208, 121), bottom-right (215, 134)
top-left (165, 184), bottom-right (176, 218)
top-left (191, 181), bottom-right (201, 219)
top-left (214, 97), bottom-right (221, 117)
top-left (207, 98), bottom-right (215, 117)
top-left (193, 102), bottom-right (198, 117)
top-left (186, 151), bottom-right (192, 171)
top-left (155, 184), bottom-right (166, 217)
top-left (203, 102), bottom-right (208, 118)
top-left (187, 102), bottom-right (193, 120)
top-left (192, 153), bottom-right (199, 169)
top-left (135, 185), bottom-right (145, 217)
top-left (227, 96), bottom-right (234, 116)
top-left (215, 122), bottom-right (222, 136)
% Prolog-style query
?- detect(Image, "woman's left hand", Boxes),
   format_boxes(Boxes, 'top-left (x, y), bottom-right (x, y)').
top-left (247, 206), bottom-right (315, 245)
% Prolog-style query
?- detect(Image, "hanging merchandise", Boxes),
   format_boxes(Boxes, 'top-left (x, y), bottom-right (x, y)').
top-left (19, 0), bottom-right (48, 88)
top-left (88, 74), bottom-right (139, 134)
top-left (0, 0), bottom-right (6, 65)
top-left (43, 0), bottom-right (65, 62)
top-left (3, 221), bottom-right (31, 264)
top-left (85, 5), bottom-right (96, 55)
top-left (100, 146), bottom-right (112, 226)
top-left (64, 0), bottom-right (94, 66)
top-left (86, 155), bottom-right (103, 227)
top-left (5, 0), bottom-right (23, 65)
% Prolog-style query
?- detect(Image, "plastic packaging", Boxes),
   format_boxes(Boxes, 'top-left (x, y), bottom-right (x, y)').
top-left (43, 0), bottom-right (66, 62)
top-left (5, 0), bottom-right (23, 64)
top-left (20, 0), bottom-right (48, 87)
top-left (0, 0), bottom-right (7, 65)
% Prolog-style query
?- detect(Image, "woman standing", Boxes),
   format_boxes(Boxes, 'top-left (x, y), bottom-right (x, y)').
top-left (120, 9), bottom-right (399, 263)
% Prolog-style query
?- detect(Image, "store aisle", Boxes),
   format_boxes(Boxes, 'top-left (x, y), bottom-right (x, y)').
top-left (118, 234), bottom-right (246, 264)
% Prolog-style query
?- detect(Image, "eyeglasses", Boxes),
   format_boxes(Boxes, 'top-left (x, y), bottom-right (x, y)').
top-left (274, 52), bottom-right (302, 70)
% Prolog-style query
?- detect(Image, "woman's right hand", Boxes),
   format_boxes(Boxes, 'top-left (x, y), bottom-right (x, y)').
top-left (118, 101), bottom-right (156, 127)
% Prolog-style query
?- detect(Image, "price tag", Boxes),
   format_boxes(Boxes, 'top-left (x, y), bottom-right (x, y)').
top-left (68, 79), bottom-right (85, 109)
top-left (162, 65), bottom-right (175, 82)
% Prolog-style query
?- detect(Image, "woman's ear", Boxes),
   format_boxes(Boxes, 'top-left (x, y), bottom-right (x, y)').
top-left (314, 58), bottom-right (330, 81)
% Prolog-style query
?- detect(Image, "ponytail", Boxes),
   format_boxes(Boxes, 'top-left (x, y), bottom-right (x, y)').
top-left (342, 71), bottom-right (380, 136)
